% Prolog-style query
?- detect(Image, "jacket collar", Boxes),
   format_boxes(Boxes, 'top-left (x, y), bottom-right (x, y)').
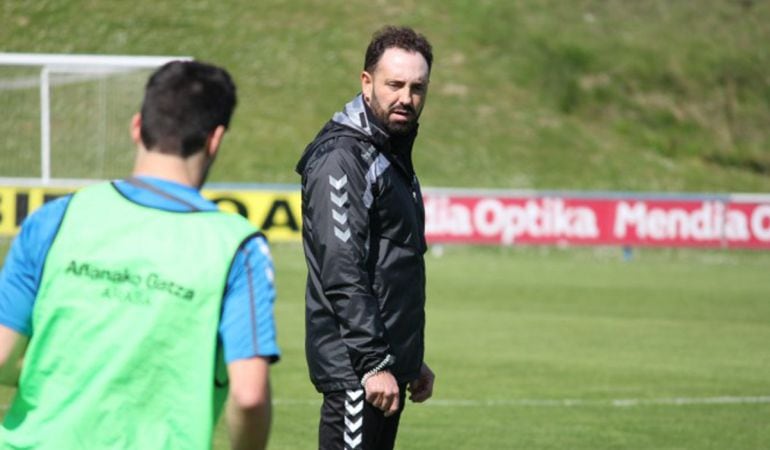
top-left (331, 94), bottom-right (419, 156)
top-left (331, 94), bottom-right (389, 148)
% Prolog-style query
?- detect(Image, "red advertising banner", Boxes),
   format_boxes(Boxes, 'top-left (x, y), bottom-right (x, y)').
top-left (3, 183), bottom-right (769, 249)
top-left (423, 190), bottom-right (770, 249)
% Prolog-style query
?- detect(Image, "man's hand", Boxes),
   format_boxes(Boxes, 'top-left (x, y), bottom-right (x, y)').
top-left (407, 362), bottom-right (435, 403)
top-left (363, 371), bottom-right (400, 417)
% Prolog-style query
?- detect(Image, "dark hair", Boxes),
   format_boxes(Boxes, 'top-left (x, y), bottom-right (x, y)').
top-left (364, 26), bottom-right (433, 73)
top-left (140, 60), bottom-right (236, 157)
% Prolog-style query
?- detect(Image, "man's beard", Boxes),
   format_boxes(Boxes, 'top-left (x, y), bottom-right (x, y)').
top-left (369, 92), bottom-right (419, 136)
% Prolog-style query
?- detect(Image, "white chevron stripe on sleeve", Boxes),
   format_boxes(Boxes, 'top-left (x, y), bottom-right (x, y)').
top-left (332, 210), bottom-right (348, 225)
top-left (330, 191), bottom-right (348, 207)
top-left (329, 174), bottom-right (348, 190)
top-left (347, 390), bottom-right (364, 401)
top-left (334, 227), bottom-right (351, 242)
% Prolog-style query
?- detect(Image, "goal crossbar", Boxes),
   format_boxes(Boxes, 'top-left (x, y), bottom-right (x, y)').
top-left (0, 53), bottom-right (192, 70)
top-left (0, 53), bottom-right (192, 185)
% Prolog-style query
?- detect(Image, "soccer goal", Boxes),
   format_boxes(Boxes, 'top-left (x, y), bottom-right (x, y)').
top-left (0, 53), bottom-right (191, 187)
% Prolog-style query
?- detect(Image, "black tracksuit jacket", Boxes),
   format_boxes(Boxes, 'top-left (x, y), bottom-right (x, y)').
top-left (295, 94), bottom-right (427, 393)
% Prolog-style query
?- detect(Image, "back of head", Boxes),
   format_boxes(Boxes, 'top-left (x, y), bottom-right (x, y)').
top-left (140, 61), bottom-right (237, 157)
top-left (364, 25), bottom-right (433, 73)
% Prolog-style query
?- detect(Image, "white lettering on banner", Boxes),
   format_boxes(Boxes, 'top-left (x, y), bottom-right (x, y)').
top-left (425, 197), bottom-right (599, 244)
top-left (614, 201), bottom-right (752, 242)
top-left (424, 196), bottom-right (473, 237)
top-left (425, 195), bottom-right (770, 246)
top-left (614, 202), bottom-right (645, 238)
top-left (725, 211), bottom-right (750, 241)
top-left (472, 198), bottom-right (599, 244)
top-left (474, 199), bottom-right (510, 241)
top-left (751, 205), bottom-right (770, 241)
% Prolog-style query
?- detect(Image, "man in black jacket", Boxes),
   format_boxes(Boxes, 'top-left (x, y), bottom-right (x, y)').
top-left (295, 26), bottom-right (436, 450)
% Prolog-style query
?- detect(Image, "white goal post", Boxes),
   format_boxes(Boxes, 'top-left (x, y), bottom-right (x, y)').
top-left (0, 53), bottom-right (192, 187)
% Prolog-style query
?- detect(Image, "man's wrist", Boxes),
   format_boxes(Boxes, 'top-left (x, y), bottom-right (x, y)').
top-left (360, 354), bottom-right (395, 387)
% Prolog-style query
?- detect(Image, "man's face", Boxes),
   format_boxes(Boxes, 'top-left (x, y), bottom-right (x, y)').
top-left (361, 48), bottom-right (430, 136)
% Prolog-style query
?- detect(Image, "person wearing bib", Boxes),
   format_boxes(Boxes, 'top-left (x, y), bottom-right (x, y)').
top-left (0, 61), bottom-right (279, 450)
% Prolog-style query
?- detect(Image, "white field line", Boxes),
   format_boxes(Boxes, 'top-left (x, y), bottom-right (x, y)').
top-left (270, 395), bottom-right (770, 408)
top-left (2, 395), bottom-right (768, 412)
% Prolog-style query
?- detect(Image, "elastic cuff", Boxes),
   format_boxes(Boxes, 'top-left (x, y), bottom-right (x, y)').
top-left (360, 354), bottom-right (395, 387)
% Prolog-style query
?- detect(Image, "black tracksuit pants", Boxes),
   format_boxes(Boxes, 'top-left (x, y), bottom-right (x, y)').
top-left (318, 387), bottom-right (407, 450)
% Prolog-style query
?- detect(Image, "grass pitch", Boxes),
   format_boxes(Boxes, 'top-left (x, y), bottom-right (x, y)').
top-left (252, 244), bottom-right (770, 449)
top-left (1, 242), bottom-right (769, 449)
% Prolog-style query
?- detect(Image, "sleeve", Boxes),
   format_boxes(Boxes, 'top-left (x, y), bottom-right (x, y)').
top-left (303, 144), bottom-right (394, 377)
top-left (0, 196), bottom-right (71, 336)
top-left (219, 234), bottom-right (280, 364)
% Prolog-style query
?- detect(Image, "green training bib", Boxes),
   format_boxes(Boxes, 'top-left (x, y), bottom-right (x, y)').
top-left (1, 182), bottom-right (258, 450)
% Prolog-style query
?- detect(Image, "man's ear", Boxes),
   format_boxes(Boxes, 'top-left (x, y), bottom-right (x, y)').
top-left (360, 71), bottom-right (374, 104)
top-left (130, 113), bottom-right (142, 146)
top-left (206, 125), bottom-right (227, 158)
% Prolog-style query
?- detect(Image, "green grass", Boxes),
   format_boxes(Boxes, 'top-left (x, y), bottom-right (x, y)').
top-left (263, 244), bottom-right (770, 449)
top-left (2, 1), bottom-right (770, 447)
top-left (2, 0), bottom-right (770, 192)
top-left (1, 241), bottom-right (770, 448)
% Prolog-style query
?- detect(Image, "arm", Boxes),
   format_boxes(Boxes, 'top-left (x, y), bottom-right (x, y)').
top-left (303, 146), bottom-right (401, 413)
top-left (302, 145), bottom-right (393, 376)
top-left (0, 196), bottom-right (70, 386)
top-left (225, 357), bottom-right (272, 450)
top-left (0, 325), bottom-right (27, 386)
top-left (219, 235), bottom-right (279, 449)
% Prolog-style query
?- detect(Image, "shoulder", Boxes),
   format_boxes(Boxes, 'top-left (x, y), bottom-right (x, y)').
top-left (305, 144), bottom-right (381, 187)
top-left (237, 234), bottom-right (272, 272)
top-left (0, 194), bottom-right (73, 308)
top-left (302, 126), bottom-right (378, 176)
top-left (32, 193), bottom-right (73, 217)
top-left (19, 194), bottom-right (73, 243)
top-left (230, 234), bottom-right (272, 274)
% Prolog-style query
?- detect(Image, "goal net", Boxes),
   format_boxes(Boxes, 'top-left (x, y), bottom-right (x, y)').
top-left (0, 53), bottom-right (191, 186)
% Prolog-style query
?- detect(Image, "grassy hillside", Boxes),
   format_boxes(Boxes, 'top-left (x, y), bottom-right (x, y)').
top-left (2, 0), bottom-right (769, 192)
